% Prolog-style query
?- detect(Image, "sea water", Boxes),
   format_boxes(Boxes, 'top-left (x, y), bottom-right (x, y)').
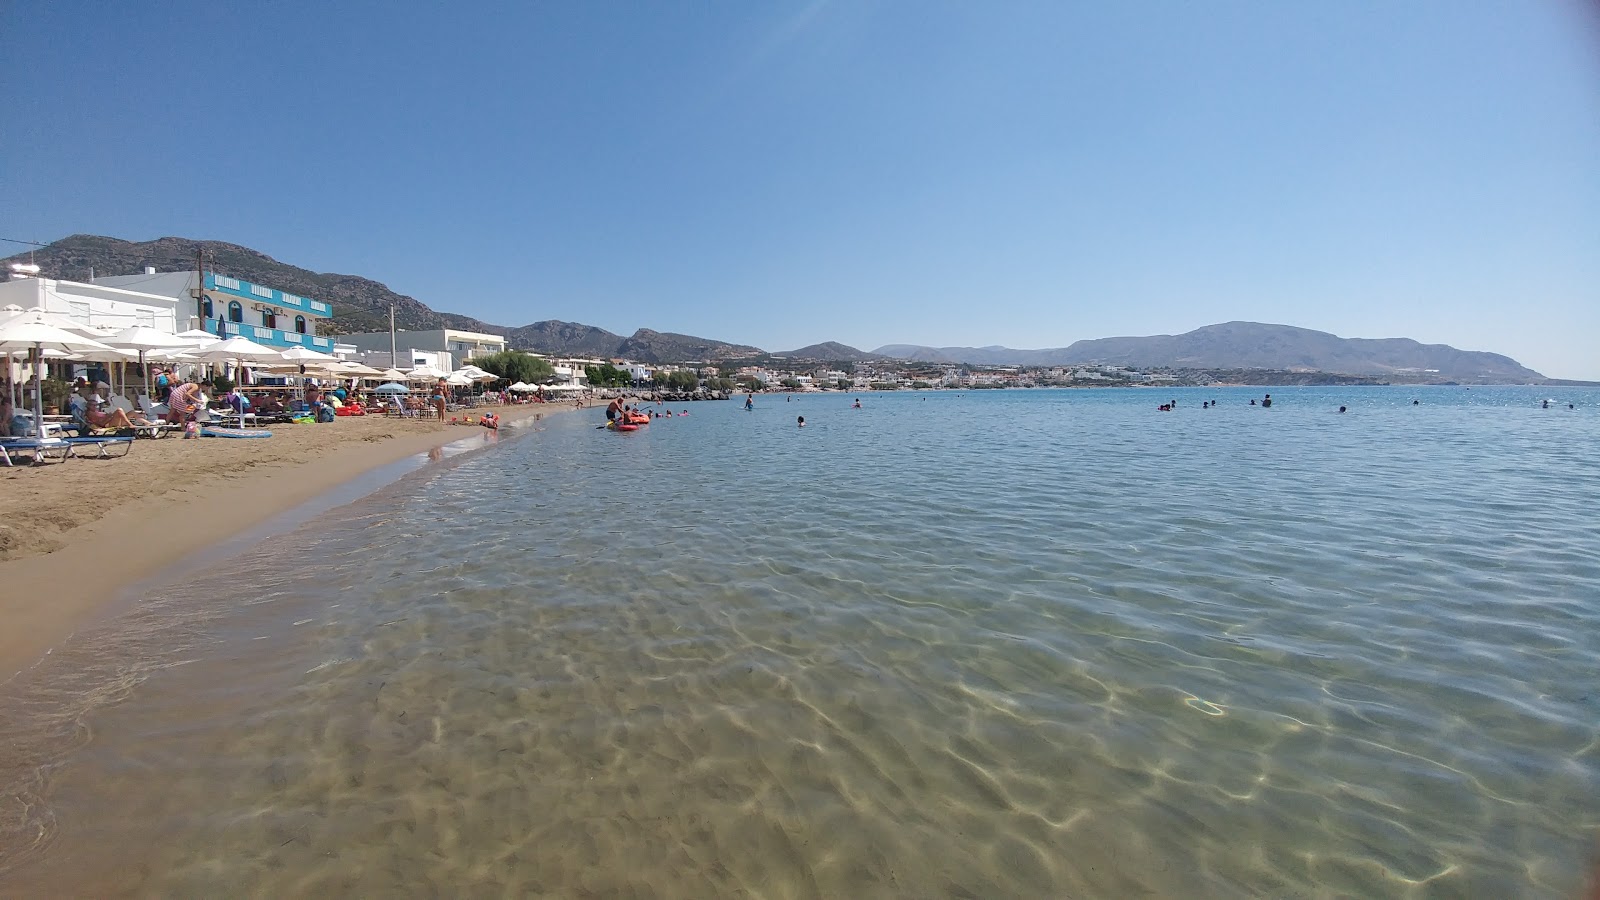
top-left (2, 386), bottom-right (1597, 898)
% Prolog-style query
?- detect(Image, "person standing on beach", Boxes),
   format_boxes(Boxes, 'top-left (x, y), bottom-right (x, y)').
top-left (432, 379), bottom-right (448, 422)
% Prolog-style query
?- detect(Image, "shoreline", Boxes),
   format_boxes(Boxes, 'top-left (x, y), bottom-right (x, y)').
top-left (0, 402), bottom-right (585, 682)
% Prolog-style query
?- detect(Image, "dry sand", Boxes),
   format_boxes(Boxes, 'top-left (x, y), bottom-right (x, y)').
top-left (0, 402), bottom-right (581, 681)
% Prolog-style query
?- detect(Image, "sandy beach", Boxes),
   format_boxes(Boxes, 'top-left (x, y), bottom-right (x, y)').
top-left (0, 402), bottom-right (581, 682)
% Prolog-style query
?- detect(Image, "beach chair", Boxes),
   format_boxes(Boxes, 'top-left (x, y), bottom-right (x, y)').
top-left (0, 437), bottom-right (74, 466)
top-left (197, 407), bottom-right (261, 429)
top-left (61, 435), bottom-right (134, 459)
top-left (138, 394), bottom-right (170, 420)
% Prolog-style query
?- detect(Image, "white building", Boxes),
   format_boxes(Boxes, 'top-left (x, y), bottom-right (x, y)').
top-left (340, 328), bottom-right (507, 372)
top-left (92, 269), bottom-right (339, 352)
top-left (0, 275), bottom-right (181, 333)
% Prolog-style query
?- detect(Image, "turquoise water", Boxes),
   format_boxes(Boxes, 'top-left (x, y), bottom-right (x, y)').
top-left (3, 386), bottom-right (1598, 897)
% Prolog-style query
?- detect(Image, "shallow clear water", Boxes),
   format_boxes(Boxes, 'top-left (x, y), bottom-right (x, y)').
top-left (3, 386), bottom-right (1598, 897)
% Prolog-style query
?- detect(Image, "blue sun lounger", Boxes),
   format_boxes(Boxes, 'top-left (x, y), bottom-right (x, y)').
top-left (61, 436), bottom-right (135, 459)
top-left (0, 437), bottom-right (74, 467)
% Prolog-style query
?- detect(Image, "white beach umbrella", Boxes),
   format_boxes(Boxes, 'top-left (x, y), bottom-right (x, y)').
top-left (106, 326), bottom-right (195, 397)
top-left (407, 365), bottom-right (448, 381)
top-left (279, 346), bottom-right (340, 364)
top-left (0, 309), bottom-right (119, 437)
top-left (197, 337), bottom-right (283, 409)
top-left (445, 372), bottom-right (473, 387)
top-left (174, 328), bottom-right (221, 345)
top-left (197, 335), bottom-right (281, 365)
top-left (377, 367), bottom-right (408, 381)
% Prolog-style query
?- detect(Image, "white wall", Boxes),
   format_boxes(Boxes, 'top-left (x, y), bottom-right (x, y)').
top-left (0, 277), bottom-right (181, 333)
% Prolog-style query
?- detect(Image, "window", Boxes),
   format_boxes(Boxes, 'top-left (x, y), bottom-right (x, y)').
top-left (295, 315), bottom-right (307, 334)
top-left (228, 300), bottom-right (243, 323)
top-left (202, 298), bottom-right (214, 319)
top-left (262, 310), bottom-right (276, 328)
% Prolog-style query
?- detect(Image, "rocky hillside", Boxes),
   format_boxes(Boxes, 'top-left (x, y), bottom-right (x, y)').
top-left (503, 320), bottom-right (624, 358)
top-left (3, 235), bottom-right (755, 361)
top-left (4, 234), bottom-right (503, 336)
top-left (775, 342), bottom-right (876, 361)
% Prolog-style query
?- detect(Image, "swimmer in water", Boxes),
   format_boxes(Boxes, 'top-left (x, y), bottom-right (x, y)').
top-left (797, 416), bottom-right (805, 427)
top-left (1338, 406), bottom-right (1346, 413)
top-left (745, 393), bottom-right (754, 410)
top-left (852, 398), bottom-right (861, 409)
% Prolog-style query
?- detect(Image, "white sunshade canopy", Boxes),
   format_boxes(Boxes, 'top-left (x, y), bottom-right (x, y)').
top-left (196, 336), bottom-right (283, 362)
top-left (0, 308), bottom-right (120, 356)
top-left (445, 372), bottom-right (474, 386)
top-left (407, 366), bottom-right (449, 381)
top-left (279, 345), bottom-right (340, 363)
top-left (106, 326), bottom-right (194, 351)
top-left (378, 368), bottom-right (408, 381)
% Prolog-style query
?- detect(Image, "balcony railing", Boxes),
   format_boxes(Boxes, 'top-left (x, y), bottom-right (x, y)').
top-left (204, 318), bottom-right (335, 351)
top-left (205, 273), bottom-right (332, 317)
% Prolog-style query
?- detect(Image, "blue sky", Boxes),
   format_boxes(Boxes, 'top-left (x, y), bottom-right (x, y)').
top-left (3, 1), bottom-right (1597, 378)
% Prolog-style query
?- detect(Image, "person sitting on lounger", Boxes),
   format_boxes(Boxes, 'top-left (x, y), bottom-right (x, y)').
top-left (70, 387), bottom-right (144, 433)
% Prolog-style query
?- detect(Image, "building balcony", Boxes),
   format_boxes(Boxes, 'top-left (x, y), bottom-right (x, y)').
top-left (203, 317), bottom-right (337, 351)
top-left (204, 273), bottom-right (332, 318)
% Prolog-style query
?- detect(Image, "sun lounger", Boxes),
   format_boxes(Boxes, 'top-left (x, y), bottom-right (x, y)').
top-left (130, 423), bottom-right (181, 439)
top-left (0, 437), bottom-right (73, 466)
top-left (61, 436), bottom-right (134, 459)
top-left (138, 395), bottom-right (170, 420)
top-left (196, 408), bottom-right (262, 428)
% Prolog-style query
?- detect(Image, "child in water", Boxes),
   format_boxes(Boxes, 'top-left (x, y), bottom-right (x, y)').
top-left (797, 416), bottom-right (805, 427)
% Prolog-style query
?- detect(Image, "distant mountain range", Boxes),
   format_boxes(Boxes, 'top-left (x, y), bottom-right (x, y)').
top-left (774, 342), bottom-right (880, 362)
top-left (4, 235), bottom-right (1548, 381)
top-left (872, 322), bottom-right (1544, 381)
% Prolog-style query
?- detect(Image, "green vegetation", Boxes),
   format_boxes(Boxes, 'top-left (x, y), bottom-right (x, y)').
top-left (468, 350), bottom-right (553, 384)
top-left (665, 370), bottom-right (701, 391)
top-left (584, 363), bottom-right (631, 388)
top-left (779, 377), bottom-right (803, 389)
top-left (836, 378), bottom-right (851, 390)
top-left (704, 376), bottom-right (735, 392)
top-left (39, 377), bottom-right (72, 413)
top-left (868, 382), bottom-right (900, 390)
top-left (736, 375), bottom-right (765, 391)
top-left (911, 380), bottom-right (932, 389)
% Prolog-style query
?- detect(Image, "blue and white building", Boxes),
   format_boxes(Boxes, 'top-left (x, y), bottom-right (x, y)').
top-left (94, 268), bottom-right (338, 352)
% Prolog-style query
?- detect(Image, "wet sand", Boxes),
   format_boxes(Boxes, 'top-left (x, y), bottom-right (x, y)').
top-left (0, 402), bottom-right (582, 683)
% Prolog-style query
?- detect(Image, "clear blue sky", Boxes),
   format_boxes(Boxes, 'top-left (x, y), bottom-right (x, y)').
top-left (3, 1), bottom-right (1597, 378)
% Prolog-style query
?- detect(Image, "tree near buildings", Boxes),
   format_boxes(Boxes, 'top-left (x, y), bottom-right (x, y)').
top-left (469, 351), bottom-right (553, 384)
top-left (584, 363), bottom-right (630, 388)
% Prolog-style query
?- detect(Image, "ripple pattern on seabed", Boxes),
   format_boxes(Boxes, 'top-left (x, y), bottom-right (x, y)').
top-left (2, 386), bottom-right (1598, 898)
